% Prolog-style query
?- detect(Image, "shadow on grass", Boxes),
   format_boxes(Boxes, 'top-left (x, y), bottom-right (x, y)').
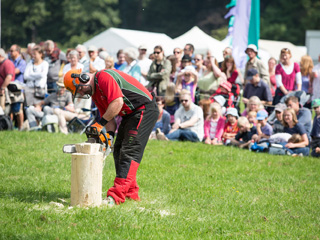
top-left (0, 189), bottom-right (70, 203)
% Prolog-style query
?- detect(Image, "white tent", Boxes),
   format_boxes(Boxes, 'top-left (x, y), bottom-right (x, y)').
top-left (83, 27), bottom-right (176, 57)
top-left (258, 39), bottom-right (306, 63)
top-left (174, 26), bottom-right (228, 62)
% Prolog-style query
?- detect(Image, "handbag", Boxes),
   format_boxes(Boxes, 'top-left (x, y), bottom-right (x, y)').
top-left (34, 87), bottom-right (46, 99)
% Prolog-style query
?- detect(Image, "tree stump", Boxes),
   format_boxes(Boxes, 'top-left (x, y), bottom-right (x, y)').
top-left (70, 143), bottom-right (104, 207)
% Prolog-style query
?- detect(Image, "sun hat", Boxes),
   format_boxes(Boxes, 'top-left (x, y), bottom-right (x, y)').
top-left (245, 44), bottom-right (258, 54)
top-left (226, 107), bottom-right (239, 118)
top-left (88, 45), bottom-right (98, 52)
top-left (213, 95), bottom-right (226, 107)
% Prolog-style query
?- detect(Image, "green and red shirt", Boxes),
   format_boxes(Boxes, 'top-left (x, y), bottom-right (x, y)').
top-left (92, 69), bottom-right (153, 117)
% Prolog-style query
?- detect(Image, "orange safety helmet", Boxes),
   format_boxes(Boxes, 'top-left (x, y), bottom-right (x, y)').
top-left (64, 69), bottom-right (82, 95)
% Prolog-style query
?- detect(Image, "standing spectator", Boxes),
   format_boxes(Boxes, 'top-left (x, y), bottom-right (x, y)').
top-left (75, 44), bottom-right (89, 71)
top-left (272, 103), bottom-right (286, 134)
top-left (300, 55), bottom-right (315, 99)
top-left (137, 45), bottom-right (152, 86)
top-left (62, 50), bottom-right (84, 74)
top-left (281, 108), bottom-right (310, 156)
top-left (157, 89), bottom-right (204, 142)
top-left (312, 54), bottom-right (320, 101)
top-left (24, 43), bottom-right (36, 64)
top-left (120, 47), bottom-right (141, 81)
top-left (204, 102), bottom-right (225, 145)
top-left (180, 55), bottom-right (193, 70)
top-left (268, 57), bottom-right (277, 97)
top-left (242, 68), bottom-right (272, 106)
top-left (194, 54), bottom-right (206, 78)
top-left (221, 56), bottom-right (238, 84)
top-left (147, 45), bottom-right (172, 96)
top-left (9, 44), bottom-right (26, 85)
top-left (175, 66), bottom-right (198, 102)
top-left (285, 96), bottom-right (312, 135)
top-left (310, 99), bottom-right (320, 157)
top-left (114, 49), bottom-right (126, 70)
top-left (167, 55), bottom-right (178, 82)
top-left (244, 44), bottom-right (270, 87)
top-left (218, 47), bottom-right (233, 68)
top-left (173, 47), bottom-right (183, 72)
top-left (0, 48), bottom-right (15, 112)
top-left (43, 40), bottom-right (67, 93)
top-left (273, 48), bottom-right (302, 105)
top-left (24, 45), bottom-right (49, 107)
top-left (183, 43), bottom-right (195, 60)
top-left (86, 45), bottom-right (105, 74)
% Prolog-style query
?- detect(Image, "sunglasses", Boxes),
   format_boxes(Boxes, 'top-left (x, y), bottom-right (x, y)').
top-left (180, 99), bottom-right (188, 103)
top-left (154, 51), bottom-right (161, 54)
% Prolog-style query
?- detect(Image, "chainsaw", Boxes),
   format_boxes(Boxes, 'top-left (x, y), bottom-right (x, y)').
top-left (63, 126), bottom-right (112, 158)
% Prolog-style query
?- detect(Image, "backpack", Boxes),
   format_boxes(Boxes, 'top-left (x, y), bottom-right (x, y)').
top-left (0, 115), bottom-right (14, 131)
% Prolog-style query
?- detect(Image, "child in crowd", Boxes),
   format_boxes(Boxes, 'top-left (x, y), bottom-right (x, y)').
top-left (230, 116), bottom-right (257, 148)
top-left (310, 99), bottom-right (320, 157)
top-left (175, 66), bottom-right (198, 102)
top-left (247, 111), bottom-right (257, 127)
top-left (210, 81), bottom-right (234, 108)
top-left (273, 103), bottom-right (286, 134)
top-left (288, 134), bottom-right (302, 144)
top-left (164, 82), bottom-right (180, 124)
top-left (204, 102), bottom-right (225, 145)
top-left (252, 110), bottom-right (273, 143)
top-left (222, 107), bottom-right (239, 145)
top-left (241, 96), bottom-right (265, 117)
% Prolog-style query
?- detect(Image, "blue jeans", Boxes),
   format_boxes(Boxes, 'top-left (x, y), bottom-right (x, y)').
top-left (47, 82), bottom-right (57, 93)
top-left (166, 129), bottom-right (200, 142)
top-left (279, 143), bottom-right (310, 156)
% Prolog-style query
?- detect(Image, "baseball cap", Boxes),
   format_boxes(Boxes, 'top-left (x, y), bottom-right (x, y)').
top-left (312, 99), bottom-right (320, 108)
top-left (226, 108), bottom-right (239, 118)
top-left (245, 44), bottom-right (258, 54)
top-left (274, 103), bottom-right (286, 112)
top-left (181, 55), bottom-right (192, 62)
top-left (246, 68), bottom-right (259, 80)
top-left (256, 110), bottom-right (268, 120)
top-left (88, 45), bottom-right (97, 52)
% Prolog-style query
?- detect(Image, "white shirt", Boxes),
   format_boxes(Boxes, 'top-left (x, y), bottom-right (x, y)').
top-left (174, 103), bottom-right (204, 141)
top-left (63, 62), bottom-right (84, 74)
top-left (137, 57), bottom-right (152, 86)
top-left (24, 60), bottom-right (49, 88)
top-left (312, 63), bottom-right (320, 100)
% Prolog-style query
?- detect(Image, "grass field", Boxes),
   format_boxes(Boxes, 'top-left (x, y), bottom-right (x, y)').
top-left (0, 131), bottom-right (320, 239)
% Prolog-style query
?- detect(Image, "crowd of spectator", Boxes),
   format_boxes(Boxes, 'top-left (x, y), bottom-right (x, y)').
top-left (1, 40), bottom-right (320, 158)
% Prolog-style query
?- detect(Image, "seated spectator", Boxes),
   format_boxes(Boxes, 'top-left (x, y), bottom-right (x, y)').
top-left (24, 45), bottom-right (49, 107)
top-left (175, 66), bottom-right (198, 102)
top-left (194, 54), bottom-right (206, 78)
top-left (281, 108), bottom-right (310, 156)
top-left (251, 110), bottom-right (273, 143)
top-left (198, 98), bottom-right (211, 120)
top-left (150, 96), bottom-right (171, 139)
top-left (243, 68), bottom-right (272, 106)
top-left (272, 103), bottom-right (286, 134)
top-left (105, 56), bottom-right (115, 70)
top-left (222, 107), bottom-right (239, 145)
top-left (156, 89), bottom-right (204, 142)
top-left (210, 81), bottom-right (234, 108)
top-left (241, 96), bottom-right (265, 117)
top-left (120, 47), bottom-right (141, 80)
top-left (164, 82), bottom-right (180, 124)
top-left (25, 78), bottom-right (73, 131)
top-left (221, 56), bottom-right (238, 84)
top-left (114, 50), bottom-right (126, 70)
top-left (310, 99), bottom-right (320, 157)
top-left (247, 111), bottom-right (257, 127)
top-left (230, 116), bottom-right (257, 149)
top-left (62, 50), bottom-right (84, 74)
top-left (180, 55), bottom-right (193, 70)
top-left (204, 102), bottom-right (225, 145)
top-left (285, 95), bottom-right (312, 135)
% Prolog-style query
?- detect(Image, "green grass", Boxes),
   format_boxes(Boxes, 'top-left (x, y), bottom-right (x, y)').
top-left (0, 131), bottom-right (320, 239)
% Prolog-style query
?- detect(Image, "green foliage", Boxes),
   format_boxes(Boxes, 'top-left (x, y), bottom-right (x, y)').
top-left (1, 131), bottom-right (320, 239)
top-left (211, 26), bottom-right (229, 41)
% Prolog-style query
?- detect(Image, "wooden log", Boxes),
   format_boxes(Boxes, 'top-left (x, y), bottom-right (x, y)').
top-left (70, 143), bottom-right (104, 207)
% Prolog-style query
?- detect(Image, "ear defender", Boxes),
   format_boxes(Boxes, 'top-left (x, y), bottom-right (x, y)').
top-left (71, 73), bottom-right (90, 83)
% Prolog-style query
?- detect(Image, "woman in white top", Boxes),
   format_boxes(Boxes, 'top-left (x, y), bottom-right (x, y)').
top-left (62, 50), bottom-right (84, 74)
top-left (24, 45), bottom-right (49, 106)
